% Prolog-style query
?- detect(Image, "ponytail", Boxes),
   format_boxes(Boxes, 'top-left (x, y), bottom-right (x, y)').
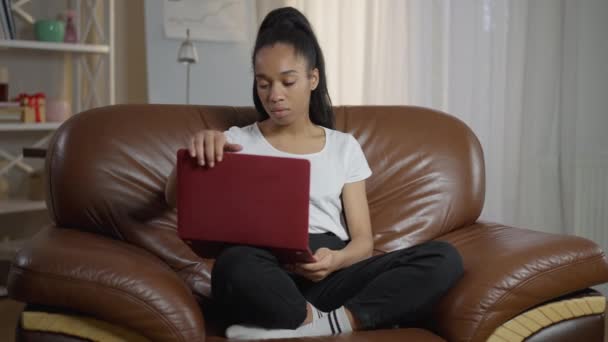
top-left (252, 7), bottom-right (334, 129)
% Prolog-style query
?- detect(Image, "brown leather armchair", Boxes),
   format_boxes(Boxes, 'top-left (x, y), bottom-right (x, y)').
top-left (8, 104), bottom-right (608, 342)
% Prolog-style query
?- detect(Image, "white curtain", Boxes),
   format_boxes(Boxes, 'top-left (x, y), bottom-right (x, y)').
top-left (256, 0), bottom-right (410, 105)
top-left (255, 1), bottom-right (608, 246)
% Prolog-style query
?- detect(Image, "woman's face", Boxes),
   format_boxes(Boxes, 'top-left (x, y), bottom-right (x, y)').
top-left (254, 43), bottom-right (319, 126)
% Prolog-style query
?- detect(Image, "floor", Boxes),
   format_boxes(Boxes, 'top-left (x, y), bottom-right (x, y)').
top-left (1, 259), bottom-right (20, 342)
top-left (0, 298), bottom-right (23, 342)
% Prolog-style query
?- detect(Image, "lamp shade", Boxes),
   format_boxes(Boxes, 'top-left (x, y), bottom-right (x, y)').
top-left (177, 29), bottom-right (198, 64)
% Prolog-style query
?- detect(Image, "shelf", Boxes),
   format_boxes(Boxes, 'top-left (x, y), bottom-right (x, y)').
top-left (0, 122), bottom-right (62, 131)
top-left (0, 200), bottom-right (46, 215)
top-left (0, 238), bottom-right (26, 261)
top-left (0, 39), bottom-right (109, 54)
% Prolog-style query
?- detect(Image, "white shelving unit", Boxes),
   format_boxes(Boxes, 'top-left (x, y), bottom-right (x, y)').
top-left (0, 200), bottom-right (45, 215)
top-left (0, 123), bottom-right (55, 177)
top-left (0, 123), bottom-right (52, 215)
top-left (0, 122), bottom-right (62, 131)
top-left (0, 39), bottom-right (109, 54)
top-left (0, 1), bottom-right (114, 238)
top-left (0, 237), bottom-right (26, 261)
top-left (1, 0), bottom-right (115, 113)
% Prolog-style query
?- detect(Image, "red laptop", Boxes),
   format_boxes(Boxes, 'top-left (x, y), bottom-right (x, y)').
top-left (176, 149), bottom-right (316, 264)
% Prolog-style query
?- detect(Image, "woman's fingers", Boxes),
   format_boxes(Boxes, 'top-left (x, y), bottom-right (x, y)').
top-left (189, 131), bottom-right (237, 167)
top-left (195, 134), bottom-right (206, 165)
top-left (215, 132), bottom-right (225, 162)
top-left (189, 137), bottom-right (196, 158)
top-left (224, 143), bottom-right (243, 152)
top-left (297, 259), bottom-right (326, 272)
top-left (204, 133), bottom-right (216, 167)
top-left (294, 269), bottom-right (327, 282)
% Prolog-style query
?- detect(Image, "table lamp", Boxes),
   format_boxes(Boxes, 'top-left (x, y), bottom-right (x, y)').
top-left (177, 29), bottom-right (198, 104)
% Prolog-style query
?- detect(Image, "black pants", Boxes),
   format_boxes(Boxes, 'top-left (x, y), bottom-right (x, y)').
top-left (211, 233), bottom-right (463, 330)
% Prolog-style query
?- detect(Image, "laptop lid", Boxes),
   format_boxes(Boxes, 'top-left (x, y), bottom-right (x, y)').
top-left (176, 149), bottom-right (315, 263)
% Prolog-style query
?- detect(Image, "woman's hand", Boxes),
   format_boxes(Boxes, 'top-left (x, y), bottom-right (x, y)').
top-left (189, 130), bottom-right (242, 167)
top-left (291, 248), bottom-right (342, 282)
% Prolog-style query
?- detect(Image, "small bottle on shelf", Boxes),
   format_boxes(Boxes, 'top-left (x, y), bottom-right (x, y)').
top-left (0, 67), bottom-right (8, 102)
top-left (64, 10), bottom-right (78, 43)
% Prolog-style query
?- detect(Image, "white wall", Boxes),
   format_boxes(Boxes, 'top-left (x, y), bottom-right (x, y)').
top-left (144, 0), bottom-right (256, 106)
top-left (114, 0), bottom-right (148, 104)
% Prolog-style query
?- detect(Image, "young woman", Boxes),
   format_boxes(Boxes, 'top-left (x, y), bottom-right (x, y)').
top-left (165, 7), bottom-right (463, 340)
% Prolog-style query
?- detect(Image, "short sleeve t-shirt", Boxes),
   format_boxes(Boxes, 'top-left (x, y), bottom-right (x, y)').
top-left (224, 123), bottom-right (372, 241)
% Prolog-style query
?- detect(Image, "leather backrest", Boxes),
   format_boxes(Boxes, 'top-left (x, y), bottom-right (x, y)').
top-left (335, 106), bottom-right (484, 251)
top-left (45, 104), bottom-right (484, 252)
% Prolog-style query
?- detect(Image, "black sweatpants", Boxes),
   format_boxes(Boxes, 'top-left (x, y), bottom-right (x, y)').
top-left (211, 233), bottom-right (463, 330)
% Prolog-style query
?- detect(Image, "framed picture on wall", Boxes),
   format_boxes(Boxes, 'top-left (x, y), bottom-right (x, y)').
top-left (163, 0), bottom-right (248, 42)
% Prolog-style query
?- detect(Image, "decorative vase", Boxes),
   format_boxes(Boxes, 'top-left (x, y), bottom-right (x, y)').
top-left (34, 20), bottom-right (65, 42)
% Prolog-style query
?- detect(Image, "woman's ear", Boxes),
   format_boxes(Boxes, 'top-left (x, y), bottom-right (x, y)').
top-left (310, 68), bottom-right (319, 90)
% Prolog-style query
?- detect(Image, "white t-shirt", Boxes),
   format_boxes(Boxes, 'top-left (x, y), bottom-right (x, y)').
top-left (224, 123), bottom-right (372, 241)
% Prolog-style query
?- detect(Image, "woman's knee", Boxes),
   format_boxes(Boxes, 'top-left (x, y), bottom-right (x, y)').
top-left (212, 246), bottom-right (306, 329)
top-left (215, 245), bottom-right (262, 266)
top-left (212, 246), bottom-right (271, 290)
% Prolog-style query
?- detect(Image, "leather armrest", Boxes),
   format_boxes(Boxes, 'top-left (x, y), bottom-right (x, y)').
top-left (7, 226), bottom-right (205, 342)
top-left (117, 210), bottom-right (215, 299)
top-left (434, 222), bottom-right (608, 342)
